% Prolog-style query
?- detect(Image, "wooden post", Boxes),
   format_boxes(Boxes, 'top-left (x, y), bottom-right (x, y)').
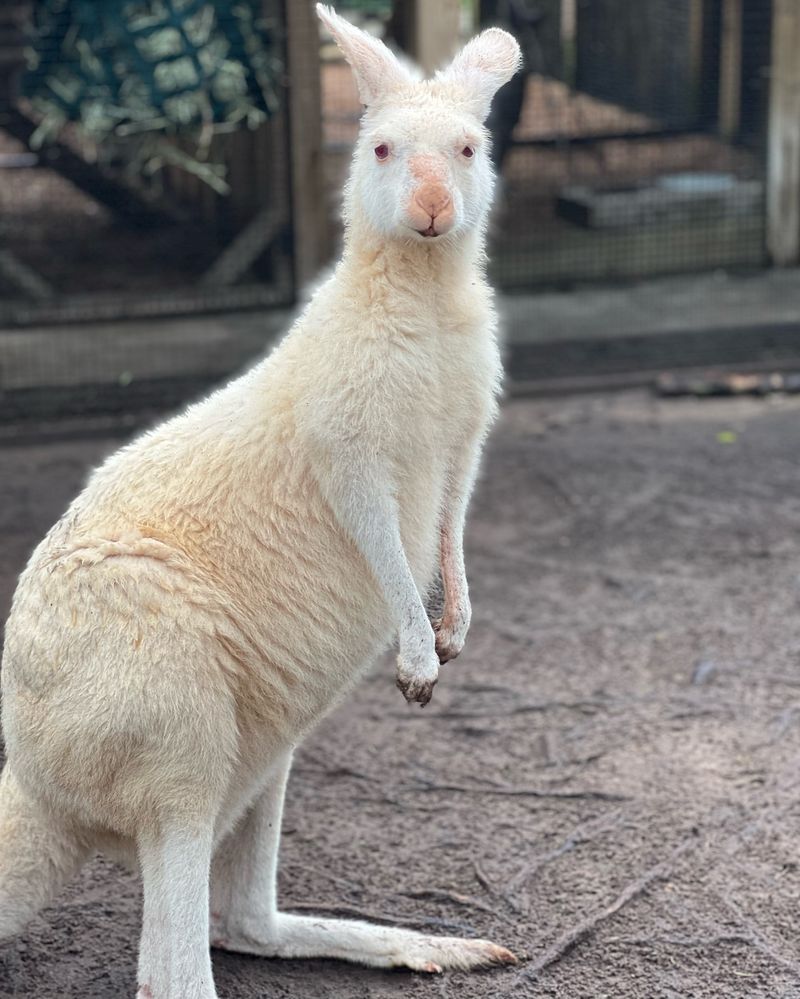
top-left (767, 0), bottom-right (800, 265)
top-left (718, 0), bottom-right (743, 138)
top-left (687, 0), bottom-right (704, 121)
top-left (284, 0), bottom-right (328, 288)
top-left (398, 0), bottom-right (461, 75)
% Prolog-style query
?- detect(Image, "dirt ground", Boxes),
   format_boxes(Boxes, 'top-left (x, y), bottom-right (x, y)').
top-left (2, 389), bottom-right (800, 998)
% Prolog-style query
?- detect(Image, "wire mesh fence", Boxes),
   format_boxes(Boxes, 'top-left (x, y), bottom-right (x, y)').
top-left (0, 0), bottom-right (294, 326)
top-left (0, 0), bottom-right (785, 429)
top-left (321, 0), bottom-right (771, 289)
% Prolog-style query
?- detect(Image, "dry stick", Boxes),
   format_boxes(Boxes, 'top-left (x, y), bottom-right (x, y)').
top-left (473, 859), bottom-right (501, 896)
top-left (719, 891), bottom-right (800, 978)
top-left (409, 779), bottom-right (629, 803)
top-left (471, 861), bottom-right (528, 917)
top-left (617, 932), bottom-right (800, 975)
top-left (468, 702), bottom-right (605, 720)
top-left (520, 838), bottom-right (695, 980)
top-left (506, 810), bottom-right (625, 896)
top-left (390, 698), bottom-right (606, 721)
top-left (398, 888), bottom-right (503, 919)
top-left (471, 860), bottom-right (531, 918)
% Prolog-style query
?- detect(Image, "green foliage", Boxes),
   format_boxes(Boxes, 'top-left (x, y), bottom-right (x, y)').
top-left (335, 0), bottom-right (392, 17)
top-left (22, 0), bottom-right (283, 193)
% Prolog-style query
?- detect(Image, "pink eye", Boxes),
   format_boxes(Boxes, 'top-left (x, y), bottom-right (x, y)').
top-left (462, 145), bottom-right (475, 158)
top-left (374, 144), bottom-right (390, 160)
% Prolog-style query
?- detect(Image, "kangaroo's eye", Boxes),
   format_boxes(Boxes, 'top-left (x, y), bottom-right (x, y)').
top-left (462, 145), bottom-right (475, 159)
top-left (374, 144), bottom-right (390, 161)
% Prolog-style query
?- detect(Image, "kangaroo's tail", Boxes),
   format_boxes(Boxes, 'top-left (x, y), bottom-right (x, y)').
top-left (0, 765), bottom-right (90, 941)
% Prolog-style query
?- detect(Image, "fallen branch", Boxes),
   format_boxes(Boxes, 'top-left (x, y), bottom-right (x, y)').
top-left (520, 837), bottom-right (694, 979)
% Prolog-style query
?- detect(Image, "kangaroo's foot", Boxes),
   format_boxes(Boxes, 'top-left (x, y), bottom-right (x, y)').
top-left (211, 911), bottom-right (516, 973)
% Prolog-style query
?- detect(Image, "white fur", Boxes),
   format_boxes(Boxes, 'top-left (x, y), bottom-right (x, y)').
top-left (317, 5), bottom-right (415, 105)
top-left (0, 8), bottom-right (521, 997)
top-left (437, 28), bottom-right (523, 122)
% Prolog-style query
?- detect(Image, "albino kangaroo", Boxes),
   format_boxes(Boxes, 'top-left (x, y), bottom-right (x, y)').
top-left (0, 6), bottom-right (521, 997)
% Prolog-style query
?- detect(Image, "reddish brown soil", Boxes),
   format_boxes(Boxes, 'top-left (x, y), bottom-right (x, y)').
top-left (2, 389), bottom-right (800, 997)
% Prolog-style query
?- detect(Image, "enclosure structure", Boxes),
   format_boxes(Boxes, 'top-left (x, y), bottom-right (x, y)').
top-left (0, 1), bottom-right (792, 309)
top-left (0, 0), bottom-right (329, 327)
top-left (1, 1), bottom-right (800, 423)
top-left (323, 0), bottom-right (781, 289)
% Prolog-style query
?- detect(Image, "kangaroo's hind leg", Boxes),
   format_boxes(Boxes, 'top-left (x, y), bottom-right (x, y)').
top-left (210, 750), bottom-right (516, 972)
top-left (137, 820), bottom-right (217, 999)
top-left (0, 766), bottom-right (92, 942)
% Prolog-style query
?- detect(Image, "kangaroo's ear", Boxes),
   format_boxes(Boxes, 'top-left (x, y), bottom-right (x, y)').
top-left (316, 4), bottom-right (414, 106)
top-left (438, 28), bottom-right (522, 121)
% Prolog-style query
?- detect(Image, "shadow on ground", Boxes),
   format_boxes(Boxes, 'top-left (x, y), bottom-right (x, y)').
top-left (1, 389), bottom-right (800, 998)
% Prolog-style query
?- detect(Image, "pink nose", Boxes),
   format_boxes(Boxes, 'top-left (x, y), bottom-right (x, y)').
top-left (414, 182), bottom-right (451, 220)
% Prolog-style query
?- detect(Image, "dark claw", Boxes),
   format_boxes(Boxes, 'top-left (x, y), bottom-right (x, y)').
top-left (396, 674), bottom-right (438, 706)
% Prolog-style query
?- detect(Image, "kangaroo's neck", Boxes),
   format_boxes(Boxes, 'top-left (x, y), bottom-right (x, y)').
top-left (338, 215), bottom-right (486, 310)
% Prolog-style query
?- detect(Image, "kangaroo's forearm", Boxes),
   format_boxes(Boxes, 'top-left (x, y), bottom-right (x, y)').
top-left (435, 441), bottom-right (482, 661)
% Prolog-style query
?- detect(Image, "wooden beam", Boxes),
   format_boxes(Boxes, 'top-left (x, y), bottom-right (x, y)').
top-left (767, 0), bottom-right (800, 265)
top-left (203, 207), bottom-right (283, 286)
top-left (0, 105), bottom-right (189, 227)
top-left (0, 248), bottom-right (54, 300)
top-left (284, 0), bottom-right (328, 289)
top-left (718, 0), bottom-right (743, 138)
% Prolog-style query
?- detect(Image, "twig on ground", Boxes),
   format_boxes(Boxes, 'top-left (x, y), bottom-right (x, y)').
top-left (718, 893), bottom-right (800, 978)
top-left (617, 930), bottom-right (800, 975)
top-left (408, 778), bottom-right (629, 803)
top-left (506, 810), bottom-right (625, 896)
top-left (292, 762), bottom-right (376, 784)
top-left (619, 928), bottom-right (800, 977)
top-left (520, 837), bottom-right (694, 980)
top-left (398, 888), bottom-right (503, 919)
top-left (392, 699), bottom-right (606, 722)
top-left (473, 860), bottom-right (499, 896)
top-left (471, 860), bottom-right (528, 917)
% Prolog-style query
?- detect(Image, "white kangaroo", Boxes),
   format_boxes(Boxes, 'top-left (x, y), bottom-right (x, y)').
top-left (0, 6), bottom-right (521, 997)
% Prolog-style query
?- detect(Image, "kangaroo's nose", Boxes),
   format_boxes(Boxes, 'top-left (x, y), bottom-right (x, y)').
top-left (414, 182), bottom-right (451, 220)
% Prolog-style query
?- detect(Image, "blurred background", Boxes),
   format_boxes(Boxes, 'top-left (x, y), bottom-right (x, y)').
top-left (1, 0), bottom-right (799, 426)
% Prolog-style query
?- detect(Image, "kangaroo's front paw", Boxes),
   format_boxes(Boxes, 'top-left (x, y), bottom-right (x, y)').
top-left (432, 617), bottom-right (465, 664)
top-left (396, 653), bottom-right (439, 706)
top-left (396, 670), bottom-right (438, 706)
top-left (432, 600), bottom-right (470, 664)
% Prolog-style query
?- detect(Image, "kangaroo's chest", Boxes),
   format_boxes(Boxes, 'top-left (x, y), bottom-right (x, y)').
top-left (383, 326), bottom-right (499, 584)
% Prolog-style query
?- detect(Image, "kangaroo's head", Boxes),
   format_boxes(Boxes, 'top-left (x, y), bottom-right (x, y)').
top-left (317, 5), bottom-right (521, 246)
